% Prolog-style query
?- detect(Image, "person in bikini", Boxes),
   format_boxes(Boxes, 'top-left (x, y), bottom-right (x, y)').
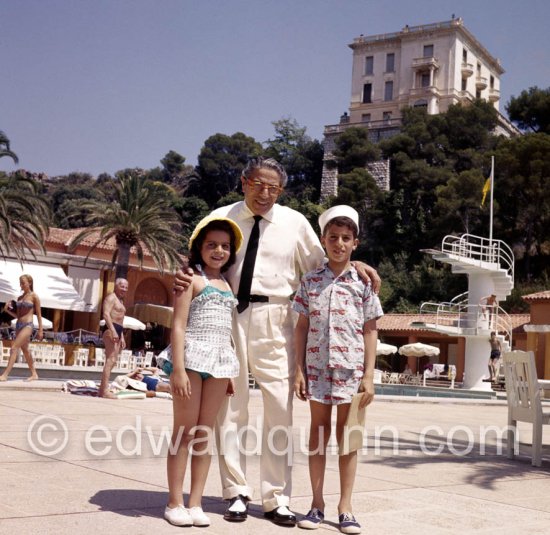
top-left (1, 274), bottom-right (43, 381)
top-left (99, 277), bottom-right (128, 398)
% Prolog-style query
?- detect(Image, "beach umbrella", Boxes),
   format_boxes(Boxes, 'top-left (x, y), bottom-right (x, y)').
top-left (376, 340), bottom-right (398, 356)
top-left (398, 342), bottom-right (440, 358)
top-left (11, 315), bottom-right (53, 330)
top-left (99, 316), bottom-right (146, 331)
top-left (130, 303), bottom-right (173, 328)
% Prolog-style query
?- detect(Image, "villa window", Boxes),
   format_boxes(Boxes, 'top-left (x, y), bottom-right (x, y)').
top-left (421, 73), bottom-right (430, 87)
top-left (461, 78), bottom-right (467, 91)
top-left (490, 75), bottom-right (495, 89)
top-left (365, 56), bottom-right (374, 75)
top-left (383, 111), bottom-right (392, 124)
top-left (362, 83), bottom-right (372, 103)
top-left (414, 99), bottom-right (428, 108)
top-left (462, 48), bottom-right (468, 62)
top-left (386, 53), bottom-right (395, 72)
top-left (361, 113), bottom-right (371, 123)
top-left (384, 81), bottom-right (393, 101)
top-left (423, 44), bottom-right (434, 57)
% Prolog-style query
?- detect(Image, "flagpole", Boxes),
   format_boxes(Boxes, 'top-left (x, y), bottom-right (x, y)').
top-left (489, 155), bottom-right (494, 243)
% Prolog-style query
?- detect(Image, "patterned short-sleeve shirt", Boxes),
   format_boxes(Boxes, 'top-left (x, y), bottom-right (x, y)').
top-left (292, 263), bottom-right (383, 371)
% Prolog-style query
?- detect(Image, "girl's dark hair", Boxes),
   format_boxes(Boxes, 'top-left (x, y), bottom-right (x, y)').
top-left (188, 220), bottom-right (237, 272)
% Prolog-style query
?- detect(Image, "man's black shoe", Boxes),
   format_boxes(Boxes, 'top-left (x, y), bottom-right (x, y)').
top-left (223, 495), bottom-right (248, 522)
top-left (264, 506), bottom-right (297, 526)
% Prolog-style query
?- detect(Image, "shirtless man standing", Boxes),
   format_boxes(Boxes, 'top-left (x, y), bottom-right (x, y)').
top-left (99, 278), bottom-right (128, 398)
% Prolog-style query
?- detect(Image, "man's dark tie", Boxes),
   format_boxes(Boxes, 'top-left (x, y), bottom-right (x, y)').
top-left (237, 215), bottom-right (262, 313)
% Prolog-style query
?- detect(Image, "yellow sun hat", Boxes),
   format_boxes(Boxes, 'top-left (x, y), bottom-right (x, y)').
top-left (188, 215), bottom-right (244, 253)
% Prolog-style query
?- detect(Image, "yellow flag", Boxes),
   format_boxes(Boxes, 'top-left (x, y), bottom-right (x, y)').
top-left (480, 177), bottom-right (491, 207)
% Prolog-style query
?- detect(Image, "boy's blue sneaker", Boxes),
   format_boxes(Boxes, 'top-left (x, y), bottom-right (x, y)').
top-left (298, 508), bottom-right (324, 529)
top-left (338, 512), bottom-right (361, 534)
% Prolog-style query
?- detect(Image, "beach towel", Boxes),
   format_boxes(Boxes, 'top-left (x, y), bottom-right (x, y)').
top-left (62, 379), bottom-right (99, 394)
top-left (115, 390), bottom-right (146, 400)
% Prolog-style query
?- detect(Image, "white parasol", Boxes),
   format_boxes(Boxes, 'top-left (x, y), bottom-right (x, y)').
top-left (11, 315), bottom-right (53, 330)
top-left (398, 342), bottom-right (440, 358)
top-left (376, 340), bottom-right (398, 356)
top-left (130, 303), bottom-right (173, 328)
top-left (100, 316), bottom-right (146, 331)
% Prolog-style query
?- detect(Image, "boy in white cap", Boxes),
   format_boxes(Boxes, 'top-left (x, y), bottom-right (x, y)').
top-left (293, 205), bottom-right (383, 534)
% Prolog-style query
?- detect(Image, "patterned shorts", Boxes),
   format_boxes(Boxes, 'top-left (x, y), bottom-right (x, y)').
top-left (306, 365), bottom-right (363, 405)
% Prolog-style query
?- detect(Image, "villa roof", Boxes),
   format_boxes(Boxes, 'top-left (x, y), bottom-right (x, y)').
top-left (378, 314), bottom-right (436, 332)
top-left (378, 313), bottom-right (531, 334)
top-left (47, 227), bottom-right (116, 251)
top-left (522, 290), bottom-right (550, 302)
top-left (45, 226), bottom-right (186, 269)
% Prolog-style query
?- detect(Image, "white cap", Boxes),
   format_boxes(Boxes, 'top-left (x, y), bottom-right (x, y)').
top-left (318, 205), bottom-right (360, 234)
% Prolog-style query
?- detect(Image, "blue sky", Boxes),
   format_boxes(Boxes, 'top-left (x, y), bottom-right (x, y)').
top-left (1, 0), bottom-right (549, 177)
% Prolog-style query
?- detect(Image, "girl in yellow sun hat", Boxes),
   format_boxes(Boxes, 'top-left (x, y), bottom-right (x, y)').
top-left (159, 215), bottom-right (243, 527)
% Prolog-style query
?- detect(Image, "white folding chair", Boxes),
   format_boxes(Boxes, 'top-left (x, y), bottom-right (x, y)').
top-left (94, 347), bottom-right (105, 367)
top-left (36, 343), bottom-right (53, 365)
top-left (143, 351), bottom-right (154, 367)
top-left (41, 344), bottom-right (64, 366)
top-left (1, 341), bottom-right (12, 363)
top-left (57, 346), bottom-right (66, 366)
top-left (29, 343), bottom-right (43, 364)
top-left (503, 350), bottom-right (550, 466)
top-left (74, 347), bottom-right (89, 367)
top-left (117, 349), bottom-right (132, 370)
top-left (131, 352), bottom-right (144, 369)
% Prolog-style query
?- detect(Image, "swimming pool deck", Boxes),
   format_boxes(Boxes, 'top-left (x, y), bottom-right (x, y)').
top-left (1, 378), bottom-right (550, 535)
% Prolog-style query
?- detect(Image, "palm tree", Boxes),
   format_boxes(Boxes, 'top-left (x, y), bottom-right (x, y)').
top-left (0, 130), bottom-right (19, 163)
top-left (68, 170), bottom-right (183, 279)
top-left (0, 172), bottom-right (51, 260)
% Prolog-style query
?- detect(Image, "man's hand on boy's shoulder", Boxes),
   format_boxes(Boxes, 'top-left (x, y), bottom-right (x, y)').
top-left (352, 261), bottom-right (381, 293)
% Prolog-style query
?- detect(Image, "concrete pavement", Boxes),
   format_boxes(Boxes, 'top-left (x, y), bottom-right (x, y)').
top-left (1, 378), bottom-right (550, 534)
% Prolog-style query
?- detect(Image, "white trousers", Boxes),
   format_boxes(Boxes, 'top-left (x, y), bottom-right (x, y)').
top-left (216, 299), bottom-right (295, 511)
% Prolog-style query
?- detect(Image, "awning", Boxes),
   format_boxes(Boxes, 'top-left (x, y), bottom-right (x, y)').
top-left (68, 265), bottom-right (100, 312)
top-left (0, 260), bottom-right (89, 311)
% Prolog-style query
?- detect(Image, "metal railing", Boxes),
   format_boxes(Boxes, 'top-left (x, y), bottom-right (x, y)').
top-left (351, 19), bottom-right (459, 45)
top-left (449, 291), bottom-right (469, 305)
top-left (441, 233), bottom-right (514, 282)
top-left (420, 300), bottom-right (512, 345)
top-left (0, 327), bottom-right (103, 346)
top-left (324, 117), bottom-right (403, 134)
